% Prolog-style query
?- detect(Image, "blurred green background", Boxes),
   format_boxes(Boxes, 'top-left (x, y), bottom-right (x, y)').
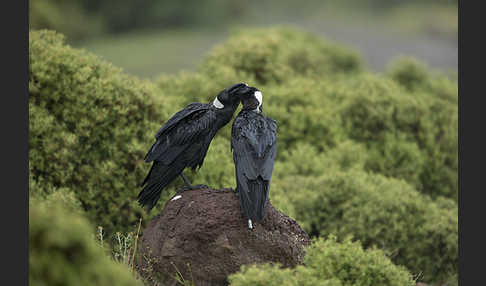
top-left (30, 0), bottom-right (457, 78)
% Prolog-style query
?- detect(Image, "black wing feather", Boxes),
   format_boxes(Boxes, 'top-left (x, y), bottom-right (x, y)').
top-left (138, 104), bottom-right (217, 210)
top-left (144, 103), bottom-right (213, 163)
top-left (154, 102), bottom-right (207, 139)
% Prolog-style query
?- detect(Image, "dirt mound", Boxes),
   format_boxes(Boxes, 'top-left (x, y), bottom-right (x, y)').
top-left (137, 188), bottom-right (310, 286)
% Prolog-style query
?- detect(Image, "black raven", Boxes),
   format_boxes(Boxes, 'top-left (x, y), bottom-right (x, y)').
top-left (231, 87), bottom-right (278, 229)
top-left (138, 83), bottom-right (253, 211)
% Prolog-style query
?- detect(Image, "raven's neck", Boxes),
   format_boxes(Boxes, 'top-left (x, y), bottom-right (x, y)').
top-left (238, 108), bottom-right (264, 118)
top-left (241, 107), bottom-right (262, 114)
top-left (241, 97), bottom-right (260, 111)
top-left (215, 105), bottom-right (239, 128)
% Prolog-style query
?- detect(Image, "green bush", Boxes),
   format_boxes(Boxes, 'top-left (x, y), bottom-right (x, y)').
top-left (387, 56), bottom-right (458, 102)
top-left (275, 171), bottom-right (457, 285)
top-left (339, 74), bottom-right (457, 200)
top-left (29, 30), bottom-right (184, 235)
top-left (200, 27), bottom-right (363, 85)
top-left (386, 56), bottom-right (430, 91)
top-left (29, 203), bottom-right (142, 286)
top-left (155, 28), bottom-right (457, 201)
top-left (29, 184), bottom-right (83, 215)
top-left (223, 72), bottom-right (456, 200)
top-left (385, 57), bottom-right (458, 200)
top-left (228, 236), bottom-right (415, 286)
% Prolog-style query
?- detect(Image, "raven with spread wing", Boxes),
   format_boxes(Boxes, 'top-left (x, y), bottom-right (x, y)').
top-left (138, 83), bottom-right (253, 211)
top-left (231, 87), bottom-right (277, 229)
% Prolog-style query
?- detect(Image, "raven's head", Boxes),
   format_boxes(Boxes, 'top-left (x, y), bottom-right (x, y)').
top-left (239, 86), bottom-right (262, 112)
top-left (213, 82), bottom-right (252, 110)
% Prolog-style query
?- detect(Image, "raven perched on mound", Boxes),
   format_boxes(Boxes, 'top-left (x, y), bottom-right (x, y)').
top-left (138, 83), bottom-right (253, 211)
top-left (231, 87), bottom-right (278, 229)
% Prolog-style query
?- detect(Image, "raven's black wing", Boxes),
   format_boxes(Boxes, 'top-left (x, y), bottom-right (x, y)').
top-left (231, 112), bottom-right (277, 221)
top-left (138, 103), bottom-right (216, 210)
top-left (144, 102), bottom-right (214, 163)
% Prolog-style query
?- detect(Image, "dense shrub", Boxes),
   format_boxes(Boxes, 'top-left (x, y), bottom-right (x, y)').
top-left (231, 73), bottom-right (456, 200)
top-left (29, 203), bottom-right (142, 286)
top-left (386, 56), bottom-right (430, 91)
top-left (273, 170), bottom-right (457, 285)
top-left (385, 57), bottom-right (458, 200)
top-left (29, 182), bottom-right (83, 215)
top-left (259, 78), bottom-right (347, 151)
top-left (387, 56), bottom-right (458, 104)
top-left (155, 28), bottom-right (457, 201)
top-left (29, 30), bottom-right (186, 235)
top-left (200, 27), bottom-right (363, 85)
top-left (228, 236), bottom-right (415, 286)
top-left (336, 74), bottom-right (456, 200)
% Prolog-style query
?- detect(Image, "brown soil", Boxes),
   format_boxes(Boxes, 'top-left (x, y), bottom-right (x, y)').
top-left (137, 188), bottom-right (310, 286)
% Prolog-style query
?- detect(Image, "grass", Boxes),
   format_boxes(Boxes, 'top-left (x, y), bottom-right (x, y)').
top-left (96, 218), bottom-right (196, 285)
top-left (97, 219), bottom-right (144, 281)
top-left (78, 28), bottom-right (229, 79)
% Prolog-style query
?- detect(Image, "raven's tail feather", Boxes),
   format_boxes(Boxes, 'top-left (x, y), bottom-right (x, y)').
top-left (252, 177), bottom-right (269, 222)
top-left (239, 176), bottom-right (269, 222)
top-left (137, 162), bottom-right (182, 211)
top-left (140, 163), bottom-right (155, 187)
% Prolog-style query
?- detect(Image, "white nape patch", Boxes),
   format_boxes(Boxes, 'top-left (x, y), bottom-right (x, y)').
top-left (213, 97), bottom-right (224, 109)
top-left (248, 219), bottom-right (253, 229)
top-left (254, 91), bottom-right (263, 112)
top-left (254, 91), bottom-right (262, 105)
top-left (171, 195), bottom-right (182, 201)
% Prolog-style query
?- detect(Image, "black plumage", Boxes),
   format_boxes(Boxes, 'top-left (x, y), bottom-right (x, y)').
top-left (138, 83), bottom-right (252, 211)
top-left (231, 88), bottom-right (278, 229)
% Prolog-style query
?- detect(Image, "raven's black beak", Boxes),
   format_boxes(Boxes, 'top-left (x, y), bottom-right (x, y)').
top-left (227, 82), bottom-right (248, 93)
top-left (239, 86), bottom-right (258, 98)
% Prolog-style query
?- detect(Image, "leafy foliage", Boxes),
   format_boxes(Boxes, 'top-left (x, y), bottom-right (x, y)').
top-left (29, 30), bottom-right (184, 235)
top-left (228, 236), bottom-right (415, 286)
top-left (159, 30), bottom-right (457, 200)
top-left (200, 27), bottom-right (363, 85)
top-left (29, 203), bottom-right (142, 286)
top-left (273, 170), bottom-right (457, 285)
